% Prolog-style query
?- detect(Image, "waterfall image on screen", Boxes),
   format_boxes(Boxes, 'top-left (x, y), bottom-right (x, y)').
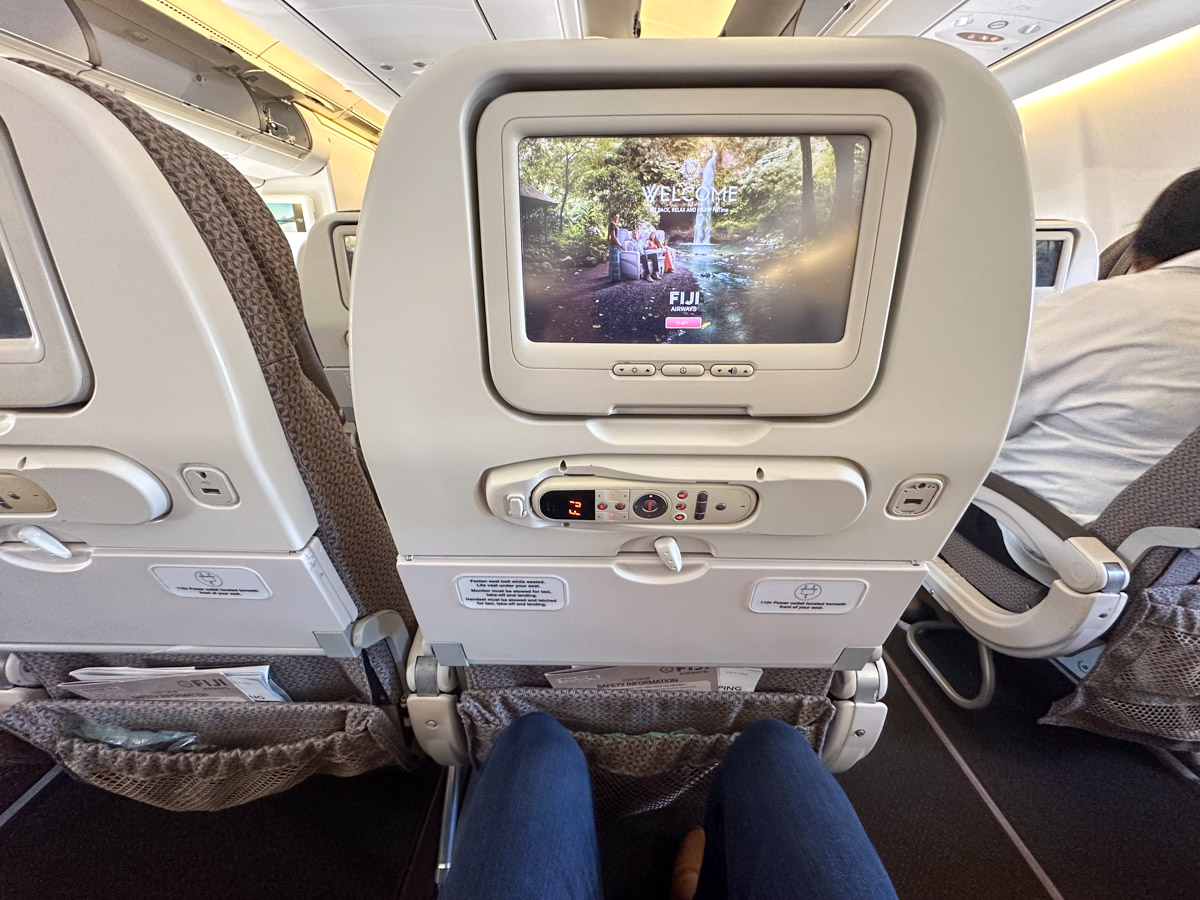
top-left (517, 134), bottom-right (870, 345)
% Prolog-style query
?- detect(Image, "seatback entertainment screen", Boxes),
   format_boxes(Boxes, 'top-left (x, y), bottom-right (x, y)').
top-left (1035, 238), bottom-right (1064, 288)
top-left (517, 135), bottom-right (869, 345)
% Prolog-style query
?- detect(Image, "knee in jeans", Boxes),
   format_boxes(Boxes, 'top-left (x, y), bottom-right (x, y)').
top-left (731, 717), bottom-right (812, 761)
top-left (501, 712), bottom-right (583, 762)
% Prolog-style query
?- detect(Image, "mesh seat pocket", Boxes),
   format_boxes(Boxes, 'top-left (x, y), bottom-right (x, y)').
top-left (1044, 582), bottom-right (1200, 749)
top-left (0, 699), bottom-right (410, 811)
top-left (458, 686), bottom-right (834, 819)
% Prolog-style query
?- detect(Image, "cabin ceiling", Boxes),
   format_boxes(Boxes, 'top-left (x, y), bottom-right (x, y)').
top-left (179, 0), bottom-right (1200, 107)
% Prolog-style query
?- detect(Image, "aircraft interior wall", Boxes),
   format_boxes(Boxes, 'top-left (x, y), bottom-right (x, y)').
top-left (1018, 24), bottom-right (1200, 247)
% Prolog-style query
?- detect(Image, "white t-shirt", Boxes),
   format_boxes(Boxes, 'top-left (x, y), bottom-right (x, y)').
top-left (992, 248), bottom-right (1200, 580)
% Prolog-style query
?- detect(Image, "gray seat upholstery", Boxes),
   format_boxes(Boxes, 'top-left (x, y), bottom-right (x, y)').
top-left (938, 533), bottom-right (1046, 613)
top-left (1098, 232), bottom-right (1137, 280)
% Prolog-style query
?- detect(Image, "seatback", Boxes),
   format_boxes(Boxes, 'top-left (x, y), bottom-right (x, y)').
top-left (1043, 425), bottom-right (1200, 749)
top-left (0, 59), bottom-right (411, 686)
top-left (351, 37), bottom-right (1032, 671)
top-left (1090, 422), bottom-right (1200, 596)
top-left (297, 212), bottom-right (359, 418)
top-left (1099, 232), bottom-right (1137, 279)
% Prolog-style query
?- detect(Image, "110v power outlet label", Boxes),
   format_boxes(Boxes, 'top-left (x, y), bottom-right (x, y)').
top-left (456, 576), bottom-right (567, 610)
top-left (151, 566), bottom-right (272, 599)
top-left (749, 579), bottom-right (867, 614)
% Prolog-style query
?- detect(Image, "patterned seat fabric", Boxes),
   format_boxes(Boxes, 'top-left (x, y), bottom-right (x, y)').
top-left (938, 532), bottom-right (1048, 613)
top-left (13, 60), bottom-right (413, 701)
top-left (1098, 231), bottom-right (1136, 280)
top-left (1090, 423), bottom-right (1200, 597)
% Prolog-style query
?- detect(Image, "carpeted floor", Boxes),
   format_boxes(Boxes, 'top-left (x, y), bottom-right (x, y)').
top-left (886, 622), bottom-right (1200, 899)
top-left (0, 758), bottom-right (441, 900)
top-left (0, 732), bottom-right (55, 814)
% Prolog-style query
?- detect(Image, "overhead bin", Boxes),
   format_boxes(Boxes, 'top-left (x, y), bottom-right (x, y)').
top-left (0, 0), bottom-right (330, 178)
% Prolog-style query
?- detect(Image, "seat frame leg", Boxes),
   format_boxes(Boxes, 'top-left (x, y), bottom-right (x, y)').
top-left (905, 619), bottom-right (996, 709)
top-left (435, 764), bottom-right (466, 885)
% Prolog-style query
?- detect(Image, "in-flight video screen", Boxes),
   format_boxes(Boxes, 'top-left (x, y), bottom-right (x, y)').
top-left (1035, 238), bottom-right (1065, 288)
top-left (517, 134), bottom-right (869, 345)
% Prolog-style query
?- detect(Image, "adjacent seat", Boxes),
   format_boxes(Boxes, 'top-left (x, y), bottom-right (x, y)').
top-left (917, 436), bottom-right (1200, 758)
top-left (297, 211), bottom-right (359, 419)
top-left (0, 59), bottom-right (415, 809)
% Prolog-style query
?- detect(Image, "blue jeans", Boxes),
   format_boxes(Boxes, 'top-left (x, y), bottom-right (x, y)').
top-left (440, 713), bottom-right (896, 900)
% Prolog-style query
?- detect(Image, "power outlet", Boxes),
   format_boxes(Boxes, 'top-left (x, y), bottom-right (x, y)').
top-left (181, 465), bottom-right (239, 506)
top-left (888, 477), bottom-right (945, 517)
top-left (0, 473), bottom-right (57, 514)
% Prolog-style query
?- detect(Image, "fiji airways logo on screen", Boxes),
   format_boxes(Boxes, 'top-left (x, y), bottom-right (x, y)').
top-left (642, 152), bottom-right (739, 214)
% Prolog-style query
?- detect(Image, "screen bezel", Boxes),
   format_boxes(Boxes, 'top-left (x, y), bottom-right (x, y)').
top-left (0, 118), bottom-right (91, 408)
top-left (1034, 229), bottom-right (1075, 298)
top-left (331, 223), bottom-right (356, 310)
top-left (476, 88), bottom-right (917, 416)
top-left (504, 113), bottom-right (891, 369)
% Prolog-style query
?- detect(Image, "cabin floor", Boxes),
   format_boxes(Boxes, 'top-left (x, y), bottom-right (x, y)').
top-left (3, 609), bottom-right (1200, 899)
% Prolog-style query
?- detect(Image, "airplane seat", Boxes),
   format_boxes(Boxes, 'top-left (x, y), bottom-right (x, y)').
top-left (1099, 231), bottom-right (1137, 279)
top-left (0, 59), bottom-right (416, 810)
top-left (349, 36), bottom-right (1033, 851)
top-left (297, 212), bottom-right (359, 419)
top-left (918, 426), bottom-right (1200, 754)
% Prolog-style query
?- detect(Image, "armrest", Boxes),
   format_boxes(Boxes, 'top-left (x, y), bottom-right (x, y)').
top-left (982, 474), bottom-right (1085, 540)
top-left (971, 474), bottom-right (1128, 594)
top-left (924, 557), bottom-right (1126, 657)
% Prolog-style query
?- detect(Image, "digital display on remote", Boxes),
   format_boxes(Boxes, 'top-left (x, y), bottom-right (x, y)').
top-left (517, 134), bottom-right (869, 345)
top-left (539, 490), bottom-right (596, 521)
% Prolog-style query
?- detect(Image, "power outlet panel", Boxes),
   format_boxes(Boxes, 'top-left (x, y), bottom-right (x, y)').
top-left (887, 477), bottom-right (945, 517)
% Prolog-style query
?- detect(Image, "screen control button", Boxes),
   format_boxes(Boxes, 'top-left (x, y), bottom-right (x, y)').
top-left (633, 493), bottom-right (668, 519)
top-left (613, 363), bottom-right (656, 376)
top-left (711, 365), bottom-right (754, 377)
top-left (662, 365), bottom-right (704, 377)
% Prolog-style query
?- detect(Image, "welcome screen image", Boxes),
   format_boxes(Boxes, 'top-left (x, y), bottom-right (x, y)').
top-left (517, 134), bottom-right (869, 345)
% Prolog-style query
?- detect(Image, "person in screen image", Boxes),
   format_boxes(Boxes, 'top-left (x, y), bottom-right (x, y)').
top-left (648, 230), bottom-right (673, 274)
top-left (607, 212), bottom-right (622, 283)
top-left (955, 168), bottom-right (1200, 580)
top-left (438, 713), bottom-right (897, 900)
top-left (632, 228), bottom-right (661, 281)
